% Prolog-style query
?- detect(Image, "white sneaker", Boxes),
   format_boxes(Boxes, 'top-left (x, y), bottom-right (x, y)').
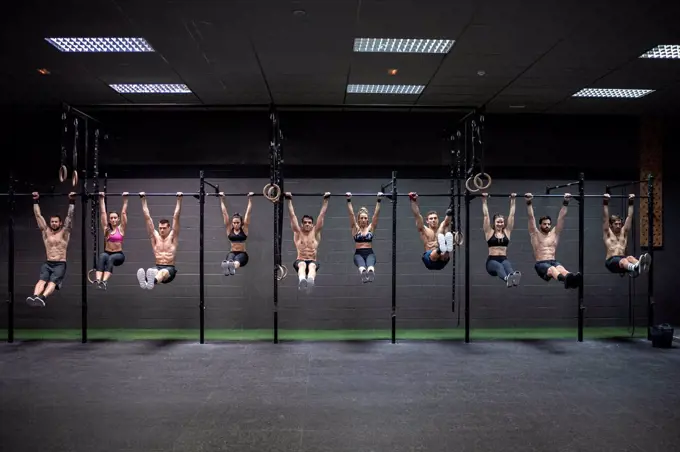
top-left (639, 253), bottom-right (652, 273)
top-left (437, 233), bottom-right (447, 253)
top-left (221, 260), bottom-right (230, 276)
top-left (306, 277), bottom-right (315, 291)
top-left (136, 268), bottom-right (148, 289)
top-left (298, 278), bottom-right (308, 291)
top-left (227, 261), bottom-right (236, 276)
top-left (444, 232), bottom-right (454, 252)
top-left (509, 271), bottom-right (522, 287)
top-left (367, 269), bottom-right (375, 283)
top-left (146, 268), bottom-right (159, 290)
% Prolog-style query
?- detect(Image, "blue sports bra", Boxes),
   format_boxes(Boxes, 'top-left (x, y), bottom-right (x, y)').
top-left (354, 230), bottom-right (374, 243)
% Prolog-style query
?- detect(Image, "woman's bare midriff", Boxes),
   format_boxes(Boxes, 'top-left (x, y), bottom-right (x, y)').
top-left (230, 242), bottom-right (246, 252)
top-left (488, 246), bottom-right (507, 257)
top-left (104, 232), bottom-right (123, 253)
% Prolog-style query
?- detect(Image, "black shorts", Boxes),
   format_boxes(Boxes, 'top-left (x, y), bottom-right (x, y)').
top-left (227, 251), bottom-right (249, 267)
top-left (534, 259), bottom-right (561, 281)
top-left (293, 259), bottom-right (319, 273)
top-left (155, 265), bottom-right (177, 284)
top-left (605, 256), bottom-right (626, 274)
top-left (39, 261), bottom-right (67, 288)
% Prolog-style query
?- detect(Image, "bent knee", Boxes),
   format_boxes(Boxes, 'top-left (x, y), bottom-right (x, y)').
top-left (307, 263), bottom-right (317, 271)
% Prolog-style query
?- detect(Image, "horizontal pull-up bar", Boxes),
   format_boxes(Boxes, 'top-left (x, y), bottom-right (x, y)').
top-left (605, 179), bottom-right (648, 191)
top-left (286, 193), bottom-right (385, 197)
top-left (545, 181), bottom-right (580, 192)
top-left (468, 193), bottom-right (639, 199)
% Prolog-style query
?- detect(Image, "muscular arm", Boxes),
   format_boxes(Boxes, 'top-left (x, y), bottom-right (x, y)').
top-left (482, 198), bottom-right (491, 235)
top-left (99, 196), bottom-right (108, 232)
top-left (287, 199), bottom-right (301, 233)
top-left (603, 203), bottom-right (610, 237)
top-left (410, 200), bottom-right (425, 232)
top-left (220, 196), bottom-right (230, 228)
top-left (141, 198), bottom-right (156, 244)
top-left (243, 197), bottom-right (253, 228)
top-left (33, 204), bottom-right (47, 231)
top-left (346, 200), bottom-right (357, 232)
top-left (506, 197), bottom-right (516, 234)
top-left (527, 203), bottom-right (538, 234)
top-left (554, 205), bottom-right (569, 235)
top-left (172, 196), bottom-right (182, 239)
top-left (315, 197), bottom-right (330, 232)
top-left (622, 200), bottom-right (634, 234)
top-left (63, 202), bottom-right (75, 237)
top-left (120, 196), bottom-right (128, 233)
top-left (370, 199), bottom-right (381, 230)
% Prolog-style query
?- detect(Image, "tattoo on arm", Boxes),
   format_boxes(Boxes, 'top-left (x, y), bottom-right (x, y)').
top-left (64, 204), bottom-right (75, 232)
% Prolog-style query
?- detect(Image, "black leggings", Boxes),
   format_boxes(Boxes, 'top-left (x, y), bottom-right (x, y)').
top-left (97, 251), bottom-right (125, 273)
top-left (486, 256), bottom-right (514, 280)
top-left (354, 249), bottom-right (376, 268)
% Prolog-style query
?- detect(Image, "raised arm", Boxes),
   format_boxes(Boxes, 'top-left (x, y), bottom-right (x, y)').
top-left (602, 193), bottom-right (611, 237)
top-left (622, 194), bottom-right (635, 233)
top-left (481, 193), bottom-right (491, 235)
top-left (506, 193), bottom-right (517, 234)
top-left (219, 192), bottom-right (230, 229)
top-left (99, 192), bottom-right (109, 232)
top-left (345, 193), bottom-right (358, 233)
top-left (285, 193), bottom-right (301, 232)
top-left (525, 193), bottom-right (538, 234)
top-left (140, 193), bottom-right (156, 243)
top-left (172, 193), bottom-right (183, 239)
top-left (243, 192), bottom-right (254, 229)
top-left (63, 192), bottom-right (76, 236)
top-left (370, 192), bottom-right (383, 230)
top-left (554, 194), bottom-right (571, 235)
top-left (120, 192), bottom-right (129, 233)
top-left (409, 192), bottom-right (425, 232)
top-left (32, 192), bottom-right (47, 231)
top-left (315, 192), bottom-right (331, 233)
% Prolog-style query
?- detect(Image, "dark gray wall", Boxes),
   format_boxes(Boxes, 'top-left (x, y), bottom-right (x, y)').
top-left (0, 177), bottom-right (649, 331)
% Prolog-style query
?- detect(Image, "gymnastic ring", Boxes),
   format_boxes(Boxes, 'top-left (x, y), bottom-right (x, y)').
top-left (262, 183), bottom-right (281, 203)
top-left (276, 264), bottom-right (288, 281)
top-left (465, 177), bottom-right (480, 193)
top-left (72, 169), bottom-right (79, 187)
top-left (473, 172), bottom-right (492, 190)
top-left (454, 231), bottom-right (465, 246)
top-left (87, 268), bottom-right (97, 284)
top-left (59, 165), bottom-right (68, 183)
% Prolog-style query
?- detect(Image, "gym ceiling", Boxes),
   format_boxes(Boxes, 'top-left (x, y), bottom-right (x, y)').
top-left (2, 0), bottom-right (679, 114)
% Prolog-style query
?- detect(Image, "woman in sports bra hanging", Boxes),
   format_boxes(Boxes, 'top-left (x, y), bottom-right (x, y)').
top-left (346, 192), bottom-right (383, 283)
top-left (220, 191), bottom-right (254, 276)
top-left (94, 191), bottom-right (129, 289)
top-left (481, 192), bottom-right (521, 287)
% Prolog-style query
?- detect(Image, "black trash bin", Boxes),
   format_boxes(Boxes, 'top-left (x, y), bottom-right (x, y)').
top-left (650, 324), bottom-right (674, 349)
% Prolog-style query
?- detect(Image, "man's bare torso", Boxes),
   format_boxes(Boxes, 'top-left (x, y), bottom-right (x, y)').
top-left (43, 229), bottom-right (70, 261)
top-left (153, 231), bottom-right (177, 265)
top-left (604, 229), bottom-right (627, 259)
top-left (530, 231), bottom-right (559, 261)
top-left (420, 227), bottom-right (438, 251)
top-left (295, 229), bottom-right (319, 260)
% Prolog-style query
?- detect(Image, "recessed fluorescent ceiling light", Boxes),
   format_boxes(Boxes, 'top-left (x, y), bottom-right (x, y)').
top-left (347, 84), bottom-right (424, 94)
top-left (353, 38), bottom-right (453, 54)
top-left (572, 88), bottom-right (654, 98)
top-left (45, 37), bottom-right (154, 52)
top-left (110, 84), bottom-right (192, 94)
top-left (639, 45), bottom-right (680, 59)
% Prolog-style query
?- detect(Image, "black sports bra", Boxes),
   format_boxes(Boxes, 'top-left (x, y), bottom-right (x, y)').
top-left (487, 233), bottom-right (509, 247)
top-left (228, 228), bottom-right (247, 242)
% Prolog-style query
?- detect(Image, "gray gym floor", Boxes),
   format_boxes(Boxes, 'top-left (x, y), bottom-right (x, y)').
top-left (1, 339), bottom-right (678, 452)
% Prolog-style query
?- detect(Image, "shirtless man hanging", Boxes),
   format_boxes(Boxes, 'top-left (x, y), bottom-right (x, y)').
top-left (136, 192), bottom-right (183, 289)
top-left (285, 192), bottom-right (330, 291)
top-left (526, 193), bottom-right (582, 289)
top-left (409, 192), bottom-right (455, 270)
top-left (26, 192), bottom-right (77, 307)
top-left (602, 193), bottom-right (651, 276)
